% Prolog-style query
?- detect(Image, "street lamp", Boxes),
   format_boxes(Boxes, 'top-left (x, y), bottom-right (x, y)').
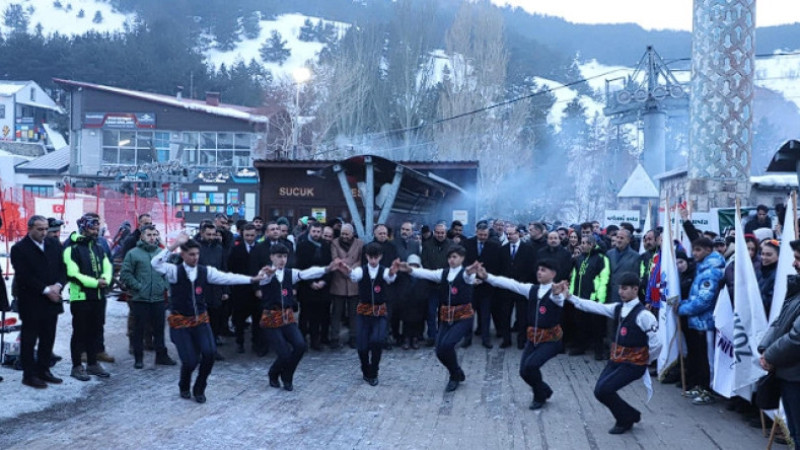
top-left (291, 67), bottom-right (312, 159)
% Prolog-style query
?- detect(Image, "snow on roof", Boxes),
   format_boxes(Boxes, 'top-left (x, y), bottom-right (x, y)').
top-left (43, 123), bottom-right (68, 149)
top-left (0, 81), bottom-right (29, 96)
top-left (751, 173), bottom-right (798, 188)
top-left (53, 78), bottom-right (270, 124)
top-left (617, 163), bottom-right (659, 198)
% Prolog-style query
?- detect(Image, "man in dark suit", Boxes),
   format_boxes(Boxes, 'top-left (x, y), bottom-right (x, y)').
top-left (499, 225), bottom-right (538, 349)
top-left (227, 223), bottom-right (265, 354)
top-left (464, 222), bottom-right (502, 348)
top-left (10, 215), bottom-right (67, 388)
top-left (295, 222), bottom-right (333, 350)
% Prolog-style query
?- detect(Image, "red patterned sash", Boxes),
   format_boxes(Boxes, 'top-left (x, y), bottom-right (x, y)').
top-left (260, 308), bottom-right (296, 328)
top-left (526, 324), bottom-right (563, 344)
top-left (356, 302), bottom-right (387, 317)
top-left (167, 312), bottom-right (209, 329)
top-left (439, 303), bottom-right (474, 323)
top-left (609, 343), bottom-right (649, 365)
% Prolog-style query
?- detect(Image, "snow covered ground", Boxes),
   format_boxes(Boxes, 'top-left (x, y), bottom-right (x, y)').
top-left (0, 293), bottom-right (775, 449)
top-left (0, 0), bottom-right (133, 36)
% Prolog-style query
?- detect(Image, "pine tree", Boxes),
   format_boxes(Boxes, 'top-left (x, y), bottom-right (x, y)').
top-left (93, 11), bottom-right (103, 24)
top-left (3, 4), bottom-right (30, 33)
top-left (241, 11), bottom-right (261, 40)
top-left (259, 30), bottom-right (290, 65)
top-left (298, 18), bottom-right (315, 41)
top-left (77, 9), bottom-right (85, 18)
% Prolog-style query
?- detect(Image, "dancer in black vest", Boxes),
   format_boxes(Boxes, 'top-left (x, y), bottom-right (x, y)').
top-left (339, 242), bottom-right (399, 386)
top-left (471, 259), bottom-right (564, 410)
top-left (259, 243), bottom-right (339, 391)
top-left (400, 245), bottom-right (476, 392)
top-left (151, 233), bottom-right (265, 403)
top-left (558, 272), bottom-right (661, 434)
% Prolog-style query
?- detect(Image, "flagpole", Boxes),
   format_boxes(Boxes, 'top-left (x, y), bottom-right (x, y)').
top-left (793, 191), bottom-right (797, 241)
top-left (667, 196), bottom-right (688, 392)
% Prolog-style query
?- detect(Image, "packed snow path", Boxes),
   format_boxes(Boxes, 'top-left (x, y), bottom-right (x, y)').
top-left (0, 299), bottom-right (771, 449)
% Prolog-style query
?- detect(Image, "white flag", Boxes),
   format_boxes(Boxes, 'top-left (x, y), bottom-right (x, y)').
top-left (712, 286), bottom-right (735, 397)
top-left (770, 194), bottom-right (795, 324)
top-left (640, 203), bottom-right (651, 255)
top-left (657, 204), bottom-right (684, 379)
top-left (732, 203), bottom-right (768, 391)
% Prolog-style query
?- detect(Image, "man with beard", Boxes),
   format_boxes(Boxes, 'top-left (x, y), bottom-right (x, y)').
top-left (197, 223), bottom-right (228, 360)
top-left (329, 224), bottom-right (364, 349)
top-left (394, 222), bottom-right (421, 262)
top-left (296, 222), bottom-right (333, 350)
top-left (568, 234), bottom-right (610, 359)
top-left (421, 223), bottom-right (453, 345)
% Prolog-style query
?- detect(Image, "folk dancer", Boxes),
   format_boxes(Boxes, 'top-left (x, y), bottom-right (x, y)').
top-left (471, 259), bottom-right (564, 410)
top-left (558, 272), bottom-right (661, 434)
top-left (258, 244), bottom-right (339, 391)
top-left (338, 242), bottom-right (399, 386)
top-left (151, 233), bottom-right (265, 403)
top-left (400, 245), bottom-right (476, 392)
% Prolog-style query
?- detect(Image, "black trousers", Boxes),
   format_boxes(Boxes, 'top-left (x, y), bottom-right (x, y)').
top-left (356, 314), bottom-right (387, 377)
top-left (435, 318), bottom-right (471, 380)
top-left (70, 300), bottom-right (105, 367)
top-left (263, 323), bottom-right (307, 386)
top-left (594, 362), bottom-right (646, 425)
top-left (131, 301), bottom-right (166, 361)
top-left (513, 293), bottom-right (529, 345)
top-left (492, 292), bottom-right (516, 343)
top-left (519, 340), bottom-right (562, 401)
top-left (207, 302), bottom-right (225, 339)
top-left (574, 309), bottom-right (607, 353)
top-left (170, 323), bottom-right (216, 395)
top-left (684, 328), bottom-right (710, 389)
top-left (306, 299), bottom-right (331, 344)
top-left (232, 294), bottom-right (262, 348)
top-left (19, 311), bottom-right (58, 379)
top-left (470, 289), bottom-right (492, 345)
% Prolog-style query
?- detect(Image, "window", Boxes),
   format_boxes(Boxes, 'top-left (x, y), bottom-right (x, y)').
top-left (30, 88), bottom-right (36, 102)
top-left (0, 104), bottom-right (4, 119)
top-left (24, 185), bottom-right (54, 197)
top-left (182, 131), bottom-right (255, 169)
top-left (101, 130), bottom-right (163, 167)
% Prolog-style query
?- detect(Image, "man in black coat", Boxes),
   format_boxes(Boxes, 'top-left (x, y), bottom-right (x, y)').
top-left (500, 225), bottom-right (537, 349)
top-left (464, 222), bottom-right (502, 348)
top-left (227, 223), bottom-right (265, 354)
top-left (537, 231), bottom-right (573, 283)
top-left (198, 223), bottom-right (228, 360)
top-left (10, 215), bottom-right (67, 388)
top-left (295, 222), bottom-right (333, 350)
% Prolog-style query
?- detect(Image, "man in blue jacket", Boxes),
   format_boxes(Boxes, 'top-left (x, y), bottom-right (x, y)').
top-left (678, 237), bottom-right (725, 405)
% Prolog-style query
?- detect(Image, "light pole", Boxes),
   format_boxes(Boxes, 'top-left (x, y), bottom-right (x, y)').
top-left (291, 67), bottom-right (311, 159)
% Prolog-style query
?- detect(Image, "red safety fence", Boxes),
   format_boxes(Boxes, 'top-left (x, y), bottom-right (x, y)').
top-left (0, 182), bottom-right (184, 277)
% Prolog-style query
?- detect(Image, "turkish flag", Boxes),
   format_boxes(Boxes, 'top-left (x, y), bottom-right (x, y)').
top-left (53, 204), bottom-right (65, 213)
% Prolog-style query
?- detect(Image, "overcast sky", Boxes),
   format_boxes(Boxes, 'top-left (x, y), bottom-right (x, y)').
top-left (495, 0), bottom-right (800, 31)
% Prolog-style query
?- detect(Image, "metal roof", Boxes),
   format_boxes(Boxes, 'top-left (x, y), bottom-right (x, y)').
top-left (53, 78), bottom-right (270, 124)
top-left (15, 146), bottom-right (70, 175)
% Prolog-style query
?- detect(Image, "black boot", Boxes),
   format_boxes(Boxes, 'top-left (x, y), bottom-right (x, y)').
top-left (155, 350), bottom-right (177, 366)
top-left (179, 366), bottom-right (192, 399)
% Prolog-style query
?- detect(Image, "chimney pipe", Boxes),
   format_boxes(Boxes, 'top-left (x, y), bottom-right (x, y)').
top-left (176, 85), bottom-right (184, 100)
top-left (205, 91), bottom-right (220, 106)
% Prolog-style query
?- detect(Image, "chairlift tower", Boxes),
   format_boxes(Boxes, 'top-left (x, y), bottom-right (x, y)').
top-left (603, 46), bottom-right (689, 181)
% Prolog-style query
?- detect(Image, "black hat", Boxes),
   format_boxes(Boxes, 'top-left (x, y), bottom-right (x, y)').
top-left (537, 259), bottom-right (558, 272)
top-left (675, 250), bottom-right (689, 262)
top-left (618, 272), bottom-right (640, 287)
top-left (47, 217), bottom-right (64, 232)
top-left (712, 237), bottom-right (726, 246)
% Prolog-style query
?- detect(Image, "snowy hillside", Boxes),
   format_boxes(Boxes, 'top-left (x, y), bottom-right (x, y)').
top-left (0, 0), bottom-right (133, 36)
top-left (205, 13), bottom-right (350, 81)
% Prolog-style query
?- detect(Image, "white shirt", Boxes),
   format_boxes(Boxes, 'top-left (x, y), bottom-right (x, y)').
top-left (410, 266), bottom-right (476, 285)
top-left (151, 249), bottom-right (253, 285)
top-left (565, 294), bottom-right (661, 363)
top-left (484, 274), bottom-right (564, 307)
top-left (349, 265), bottom-right (397, 284)
top-left (259, 266), bottom-right (327, 286)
